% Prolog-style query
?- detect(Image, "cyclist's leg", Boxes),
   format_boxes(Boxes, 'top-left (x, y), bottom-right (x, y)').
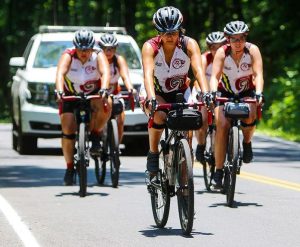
top-left (241, 101), bottom-right (257, 163)
top-left (213, 105), bottom-right (230, 188)
top-left (195, 106), bottom-right (208, 163)
top-left (90, 97), bottom-right (112, 154)
top-left (60, 112), bottom-right (77, 185)
top-left (116, 111), bottom-right (125, 144)
top-left (147, 95), bottom-right (166, 175)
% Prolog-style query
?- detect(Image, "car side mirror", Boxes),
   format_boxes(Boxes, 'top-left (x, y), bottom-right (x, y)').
top-left (9, 57), bottom-right (25, 67)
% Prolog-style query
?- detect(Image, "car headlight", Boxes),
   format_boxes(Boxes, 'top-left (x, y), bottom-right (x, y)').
top-left (27, 82), bottom-right (57, 107)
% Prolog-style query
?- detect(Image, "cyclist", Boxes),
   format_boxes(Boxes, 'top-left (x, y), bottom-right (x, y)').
top-left (55, 29), bottom-right (112, 185)
top-left (141, 6), bottom-right (211, 181)
top-left (98, 33), bottom-right (137, 144)
top-left (193, 31), bottom-right (227, 163)
top-left (210, 21), bottom-right (264, 189)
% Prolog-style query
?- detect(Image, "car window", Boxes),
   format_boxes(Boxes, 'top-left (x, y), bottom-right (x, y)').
top-left (33, 41), bottom-right (72, 68)
top-left (23, 39), bottom-right (35, 63)
top-left (117, 43), bottom-right (141, 69)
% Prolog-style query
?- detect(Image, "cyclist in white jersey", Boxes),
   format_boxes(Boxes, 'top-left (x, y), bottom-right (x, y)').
top-left (141, 6), bottom-right (211, 180)
top-left (193, 31), bottom-right (227, 163)
top-left (55, 29), bottom-right (112, 185)
top-left (98, 33), bottom-right (137, 144)
top-left (210, 21), bottom-right (264, 189)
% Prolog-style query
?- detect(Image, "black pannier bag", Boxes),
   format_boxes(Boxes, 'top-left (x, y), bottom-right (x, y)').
top-left (112, 98), bottom-right (123, 115)
top-left (166, 108), bottom-right (202, 130)
top-left (224, 102), bottom-right (250, 118)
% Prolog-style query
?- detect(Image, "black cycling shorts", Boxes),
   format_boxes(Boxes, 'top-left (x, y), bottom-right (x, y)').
top-left (217, 90), bottom-right (255, 106)
top-left (155, 88), bottom-right (188, 103)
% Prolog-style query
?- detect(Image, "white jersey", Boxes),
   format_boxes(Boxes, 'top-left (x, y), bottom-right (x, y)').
top-left (107, 55), bottom-right (121, 95)
top-left (147, 36), bottom-right (190, 93)
top-left (64, 48), bottom-right (101, 94)
top-left (218, 42), bottom-right (255, 94)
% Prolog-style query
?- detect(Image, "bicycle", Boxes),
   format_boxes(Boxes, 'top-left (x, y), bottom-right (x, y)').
top-left (62, 93), bottom-right (103, 197)
top-left (216, 96), bottom-right (262, 207)
top-left (94, 93), bottom-right (135, 188)
top-left (201, 109), bottom-right (215, 191)
top-left (146, 94), bottom-right (204, 235)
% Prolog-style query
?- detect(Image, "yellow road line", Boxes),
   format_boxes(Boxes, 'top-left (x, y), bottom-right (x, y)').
top-left (193, 161), bottom-right (300, 192)
top-left (240, 171), bottom-right (300, 192)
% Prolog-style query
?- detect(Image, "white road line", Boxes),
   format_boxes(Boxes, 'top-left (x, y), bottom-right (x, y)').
top-left (0, 194), bottom-right (40, 247)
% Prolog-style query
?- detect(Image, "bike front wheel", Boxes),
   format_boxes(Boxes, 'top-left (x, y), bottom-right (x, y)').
top-left (109, 119), bottom-right (120, 188)
top-left (203, 130), bottom-right (215, 191)
top-left (224, 126), bottom-right (239, 207)
top-left (176, 138), bottom-right (194, 235)
top-left (78, 122), bottom-right (88, 197)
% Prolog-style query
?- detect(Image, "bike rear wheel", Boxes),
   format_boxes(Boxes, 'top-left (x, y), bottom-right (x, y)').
top-left (176, 138), bottom-right (194, 235)
top-left (109, 119), bottom-right (120, 188)
top-left (78, 123), bottom-right (88, 197)
top-left (94, 131), bottom-right (108, 185)
top-left (224, 126), bottom-right (239, 207)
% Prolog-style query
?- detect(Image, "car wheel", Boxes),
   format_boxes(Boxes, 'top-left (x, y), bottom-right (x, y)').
top-left (17, 100), bottom-right (37, 155)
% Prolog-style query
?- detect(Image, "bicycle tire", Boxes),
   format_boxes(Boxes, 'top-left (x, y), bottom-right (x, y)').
top-left (150, 131), bottom-right (171, 228)
top-left (225, 126), bottom-right (239, 207)
top-left (94, 129), bottom-right (108, 184)
top-left (203, 129), bottom-right (215, 191)
top-left (176, 138), bottom-right (194, 235)
top-left (109, 119), bottom-right (120, 188)
top-left (78, 122), bottom-right (88, 197)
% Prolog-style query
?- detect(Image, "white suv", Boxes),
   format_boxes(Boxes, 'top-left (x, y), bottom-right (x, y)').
top-left (9, 26), bottom-right (147, 154)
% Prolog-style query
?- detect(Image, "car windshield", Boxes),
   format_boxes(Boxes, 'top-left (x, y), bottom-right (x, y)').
top-left (33, 41), bottom-right (141, 69)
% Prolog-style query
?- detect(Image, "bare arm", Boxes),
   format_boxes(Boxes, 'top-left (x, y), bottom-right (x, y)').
top-left (117, 55), bottom-right (133, 91)
top-left (55, 53), bottom-right (71, 92)
top-left (187, 39), bottom-right (208, 93)
top-left (209, 48), bottom-right (225, 92)
top-left (250, 44), bottom-right (264, 93)
top-left (97, 51), bottom-right (111, 89)
top-left (141, 42), bottom-right (155, 100)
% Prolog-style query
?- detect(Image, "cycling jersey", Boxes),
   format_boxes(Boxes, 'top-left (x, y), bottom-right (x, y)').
top-left (64, 48), bottom-right (101, 94)
top-left (107, 55), bottom-right (121, 95)
top-left (218, 42), bottom-right (255, 94)
top-left (203, 51), bottom-right (213, 82)
top-left (147, 35), bottom-right (190, 94)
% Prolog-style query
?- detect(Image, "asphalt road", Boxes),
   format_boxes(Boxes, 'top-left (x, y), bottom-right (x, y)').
top-left (0, 124), bottom-right (299, 247)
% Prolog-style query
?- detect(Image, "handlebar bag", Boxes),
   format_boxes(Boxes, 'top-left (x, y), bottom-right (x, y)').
top-left (112, 98), bottom-right (124, 115)
top-left (224, 102), bottom-right (250, 118)
top-left (166, 108), bottom-right (202, 130)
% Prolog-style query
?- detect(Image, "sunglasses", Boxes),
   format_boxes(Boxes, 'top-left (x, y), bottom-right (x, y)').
top-left (77, 48), bottom-right (93, 52)
top-left (103, 47), bottom-right (116, 52)
top-left (230, 36), bottom-right (246, 43)
top-left (160, 31), bottom-right (179, 37)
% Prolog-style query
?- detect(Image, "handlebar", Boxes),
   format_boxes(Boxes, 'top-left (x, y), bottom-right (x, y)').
top-left (215, 96), bottom-right (262, 120)
top-left (112, 93), bottom-right (135, 112)
top-left (148, 101), bottom-right (206, 129)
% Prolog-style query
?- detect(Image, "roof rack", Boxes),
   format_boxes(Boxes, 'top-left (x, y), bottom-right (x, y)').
top-left (39, 25), bottom-right (127, 35)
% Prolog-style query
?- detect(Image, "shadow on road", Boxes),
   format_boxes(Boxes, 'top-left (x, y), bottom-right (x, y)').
top-left (55, 192), bottom-right (109, 197)
top-left (209, 201), bottom-right (263, 208)
top-left (139, 226), bottom-right (213, 238)
top-left (0, 165), bottom-right (146, 188)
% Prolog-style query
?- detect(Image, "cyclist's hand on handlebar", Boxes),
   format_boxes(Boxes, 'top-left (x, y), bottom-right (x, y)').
top-left (202, 92), bottom-right (214, 108)
top-left (255, 92), bottom-right (265, 106)
top-left (145, 97), bottom-right (158, 115)
top-left (55, 90), bottom-right (65, 102)
top-left (129, 88), bottom-right (137, 95)
top-left (98, 88), bottom-right (108, 99)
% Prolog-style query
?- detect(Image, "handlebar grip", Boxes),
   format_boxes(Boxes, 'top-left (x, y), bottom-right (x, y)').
top-left (130, 95), bottom-right (135, 112)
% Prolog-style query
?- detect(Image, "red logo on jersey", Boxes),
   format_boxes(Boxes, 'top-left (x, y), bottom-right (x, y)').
top-left (235, 76), bottom-right (253, 91)
top-left (172, 59), bottom-right (185, 69)
top-left (165, 76), bottom-right (185, 91)
top-left (85, 65), bottom-right (96, 74)
top-left (80, 80), bottom-right (97, 93)
top-left (240, 63), bottom-right (251, 71)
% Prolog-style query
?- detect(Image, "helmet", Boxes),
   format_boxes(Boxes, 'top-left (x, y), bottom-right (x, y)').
top-left (98, 33), bottom-right (118, 48)
top-left (206, 31), bottom-right (227, 45)
top-left (73, 29), bottom-right (95, 49)
top-left (153, 6), bottom-right (183, 32)
top-left (224, 21), bottom-right (249, 35)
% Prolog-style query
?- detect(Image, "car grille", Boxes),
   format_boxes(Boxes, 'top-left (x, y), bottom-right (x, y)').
top-left (124, 123), bottom-right (147, 132)
top-left (30, 121), bottom-right (61, 131)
